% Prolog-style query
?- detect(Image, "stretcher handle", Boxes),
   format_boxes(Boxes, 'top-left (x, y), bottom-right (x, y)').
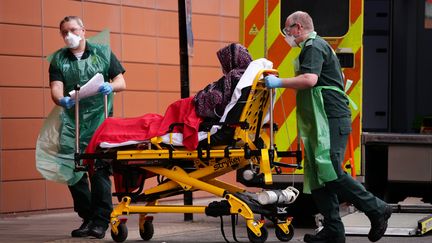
top-left (73, 85), bottom-right (87, 171)
top-left (262, 71), bottom-right (277, 150)
top-left (263, 71), bottom-right (277, 168)
top-left (104, 95), bottom-right (108, 119)
top-left (74, 84), bottom-right (81, 155)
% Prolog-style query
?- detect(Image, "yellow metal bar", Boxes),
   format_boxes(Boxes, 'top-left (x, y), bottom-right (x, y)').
top-left (126, 205), bottom-right (207, 214)
top-left (145, 166), bottom-right (226, 197)
top-left (207, 179), bottom-right (246, 194)
top-left (117, 149), bottom-right (246, 160)
top-left (226, 194), bottom-right (254, 220)
top-left (226, 194), bottom-right (264, 237)
top-left (144, 157), bottom-right (251, 195)
top-left (259, 149), bottom-right (273, 185)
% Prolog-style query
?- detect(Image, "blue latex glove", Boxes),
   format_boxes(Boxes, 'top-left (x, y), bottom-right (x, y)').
top-left (59, 96), bottom-right (75, 109)
top-left (98, 82), bottom-right (113, 95)
top-left (264, 75), bottom-right (283, 88)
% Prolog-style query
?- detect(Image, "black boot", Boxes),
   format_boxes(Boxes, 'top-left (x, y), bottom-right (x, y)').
top-left (368, 204), bottom-right (392, 242)
top-left (88, 225), bottom-right (107, 239)
top-left (304, 228), bottom-right (345, 243)
top-left (71, 220), bottom-right (91, 237)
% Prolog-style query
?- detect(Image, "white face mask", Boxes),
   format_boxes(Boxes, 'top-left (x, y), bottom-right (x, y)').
top-left (284, 35), bottom-right (298, 47)
top-left (65, 32), bottom-right (82, 49)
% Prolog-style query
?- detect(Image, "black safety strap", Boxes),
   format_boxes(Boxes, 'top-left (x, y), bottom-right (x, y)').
top-left (231, 214), bottom-right (240, 242)
top-left (220, 216), bottom-right (230, 243)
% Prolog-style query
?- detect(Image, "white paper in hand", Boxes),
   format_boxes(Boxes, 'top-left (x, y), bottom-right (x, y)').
top-left (69, 73), bottom-right (105, 100)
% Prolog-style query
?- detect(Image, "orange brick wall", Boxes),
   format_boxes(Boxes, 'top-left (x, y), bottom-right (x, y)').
top-left (0, 0), bottom-right (240, 214)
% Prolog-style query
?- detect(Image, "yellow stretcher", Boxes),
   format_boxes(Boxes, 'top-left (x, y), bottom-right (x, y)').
top-left (75, 69), bottom-right (302, 243)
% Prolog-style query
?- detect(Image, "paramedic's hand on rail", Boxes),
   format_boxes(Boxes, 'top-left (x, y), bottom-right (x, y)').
top-left (98, 82), bottom-right (113, 95)
top-left (59, 96), bottom-right (75, 109)
top-left (265, 75), bottom-right (283, 88)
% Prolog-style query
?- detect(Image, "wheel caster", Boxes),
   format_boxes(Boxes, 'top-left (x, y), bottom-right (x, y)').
top-left (139, 220), bottom-right (154, 241)
top-left (247, 226), bottom-right (268, 243)
top-left (111, 221), bottom-right (128, 242)
top-left (275, 224), bottom-right (294, 242)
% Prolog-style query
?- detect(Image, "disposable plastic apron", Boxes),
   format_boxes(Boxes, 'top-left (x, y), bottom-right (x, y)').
top-left (297, 86), bottom-right (349, 193)
top-left (36, 43), bottom-right (112, 185)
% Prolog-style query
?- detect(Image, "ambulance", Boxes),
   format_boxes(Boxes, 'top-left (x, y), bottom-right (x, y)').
top-left (238, 0), bottom-right (432, 236)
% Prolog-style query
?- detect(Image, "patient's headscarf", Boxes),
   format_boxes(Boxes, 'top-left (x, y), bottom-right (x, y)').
top-left (218, 43), bottom-right (253, 79)
top-left (194, 43), bottom-right (252, 119)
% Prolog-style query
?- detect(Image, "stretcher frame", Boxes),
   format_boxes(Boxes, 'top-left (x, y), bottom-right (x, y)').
top-left (73, 69), bottom-right (302, 243)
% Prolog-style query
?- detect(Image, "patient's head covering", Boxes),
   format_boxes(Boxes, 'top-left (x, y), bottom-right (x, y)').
top-left (194, 43), bottom-right (252, 119)
top-left (217, 43), bottom-right (252, 76)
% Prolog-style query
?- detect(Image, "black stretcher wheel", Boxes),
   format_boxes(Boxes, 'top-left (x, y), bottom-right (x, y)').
top-left (247, 226), bottom-right (268, 243)
top-left (139, 220), bottom-right (154, 241)
top-left (111, 221), bottom-right (128, 242)
top-left (275, 224), bottom-right (294, 242)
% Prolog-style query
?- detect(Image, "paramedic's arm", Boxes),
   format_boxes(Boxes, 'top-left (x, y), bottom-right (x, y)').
top-left (279, 73), bottom-right (318, 89)
top-left (109, 73), bottom-right (126, 92)
top-left (49, 62), bottom-right (67, 106)
top-left (108, 52), bottom-right (126, 92)
top-left (50, 81), bottom-right (65, 106)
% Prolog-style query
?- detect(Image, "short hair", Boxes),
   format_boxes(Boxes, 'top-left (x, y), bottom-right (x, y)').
top-left (287, 11), bottom-right (314, 32)
top-left (59, 16), bottom-right (84, 30)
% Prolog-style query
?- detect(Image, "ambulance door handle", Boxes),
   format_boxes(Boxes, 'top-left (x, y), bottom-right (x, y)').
top-left (376, 48), bottom-right (387, 53)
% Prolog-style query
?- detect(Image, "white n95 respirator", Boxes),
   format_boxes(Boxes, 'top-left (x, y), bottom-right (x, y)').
top-left (284, 35), bottom-right (298, 47)
top-left (65, 32), bottom-right (82, 49)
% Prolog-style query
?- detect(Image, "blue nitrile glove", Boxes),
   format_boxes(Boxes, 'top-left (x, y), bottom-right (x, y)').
top-left (264, 75), bottom-right (283, 88)
top-left (98, 82), bottom-right (113, 95)
top-left (59, 96), bottom-right (75, 109)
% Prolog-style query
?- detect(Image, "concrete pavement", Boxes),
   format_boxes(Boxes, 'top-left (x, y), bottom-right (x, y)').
top-left (1, 198), bottom-right (431, 243)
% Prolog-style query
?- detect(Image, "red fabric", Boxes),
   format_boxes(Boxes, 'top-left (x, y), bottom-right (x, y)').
top-left (85, 97), bottom-right (203, 156)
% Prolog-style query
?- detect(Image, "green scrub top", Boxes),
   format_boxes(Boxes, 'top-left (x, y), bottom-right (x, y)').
top-left (298, 32), bottom-right (351, 118)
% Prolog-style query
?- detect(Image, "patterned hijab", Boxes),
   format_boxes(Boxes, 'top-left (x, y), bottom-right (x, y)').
top-left (217, 43), bottom-right (253, 79)
top-left (194, 43), bottom-right (253, 119)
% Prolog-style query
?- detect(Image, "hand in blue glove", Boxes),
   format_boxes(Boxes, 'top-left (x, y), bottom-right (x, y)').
top-left (98, 82), bottom-right (113, 95)
top-left (264, 75), bottom-right (283, 88)
top-left (59, 96), bottom-right (75, 109)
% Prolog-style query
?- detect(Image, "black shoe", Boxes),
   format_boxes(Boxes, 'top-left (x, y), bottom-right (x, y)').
top-left (88, 225), bottom-right (106, 239)
top-left (304, 229), bottom-right (345, 243)
top-left (71, 220), bottom-right (91, 237)
top-left (368, 205), bottom-right (392, 242)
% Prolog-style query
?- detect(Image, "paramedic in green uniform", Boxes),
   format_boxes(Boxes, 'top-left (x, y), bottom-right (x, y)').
top-left (49, 16), bottom-right (126, 239)
top-left (265, 11), bottom-right (391, 243)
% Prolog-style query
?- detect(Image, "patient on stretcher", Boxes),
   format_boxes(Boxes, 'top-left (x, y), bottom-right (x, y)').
top-left (85, 43), bottom-right (271, 154)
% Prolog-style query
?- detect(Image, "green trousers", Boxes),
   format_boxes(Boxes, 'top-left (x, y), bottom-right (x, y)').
top-left (311, 117), bottom-right (387, 236)
top-left (68, 160), bottom-right (112, 230)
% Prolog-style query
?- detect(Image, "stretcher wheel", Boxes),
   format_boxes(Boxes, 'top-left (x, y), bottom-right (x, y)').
top-left (275, 224), bottom-right (294, 242)
top-left (111, 222), bottom-right (128, 242)
top-left (139, 220), bottom-right (154, 241)
top-left (247, 226), bottom-right (268, 243)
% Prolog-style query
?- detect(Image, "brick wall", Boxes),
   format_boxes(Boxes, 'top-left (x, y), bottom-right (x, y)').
top-left (0, 0), bottom-right (239, 214)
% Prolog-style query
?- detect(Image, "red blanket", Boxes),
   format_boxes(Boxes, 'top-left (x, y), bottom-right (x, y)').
top-left (85, 97), bottom-right (203, 155)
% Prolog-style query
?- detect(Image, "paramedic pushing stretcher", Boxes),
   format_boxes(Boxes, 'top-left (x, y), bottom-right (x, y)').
top-left (265, 11), bottom-right (392, 243)
top-left (49, 16), bottom-right (126, 239)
